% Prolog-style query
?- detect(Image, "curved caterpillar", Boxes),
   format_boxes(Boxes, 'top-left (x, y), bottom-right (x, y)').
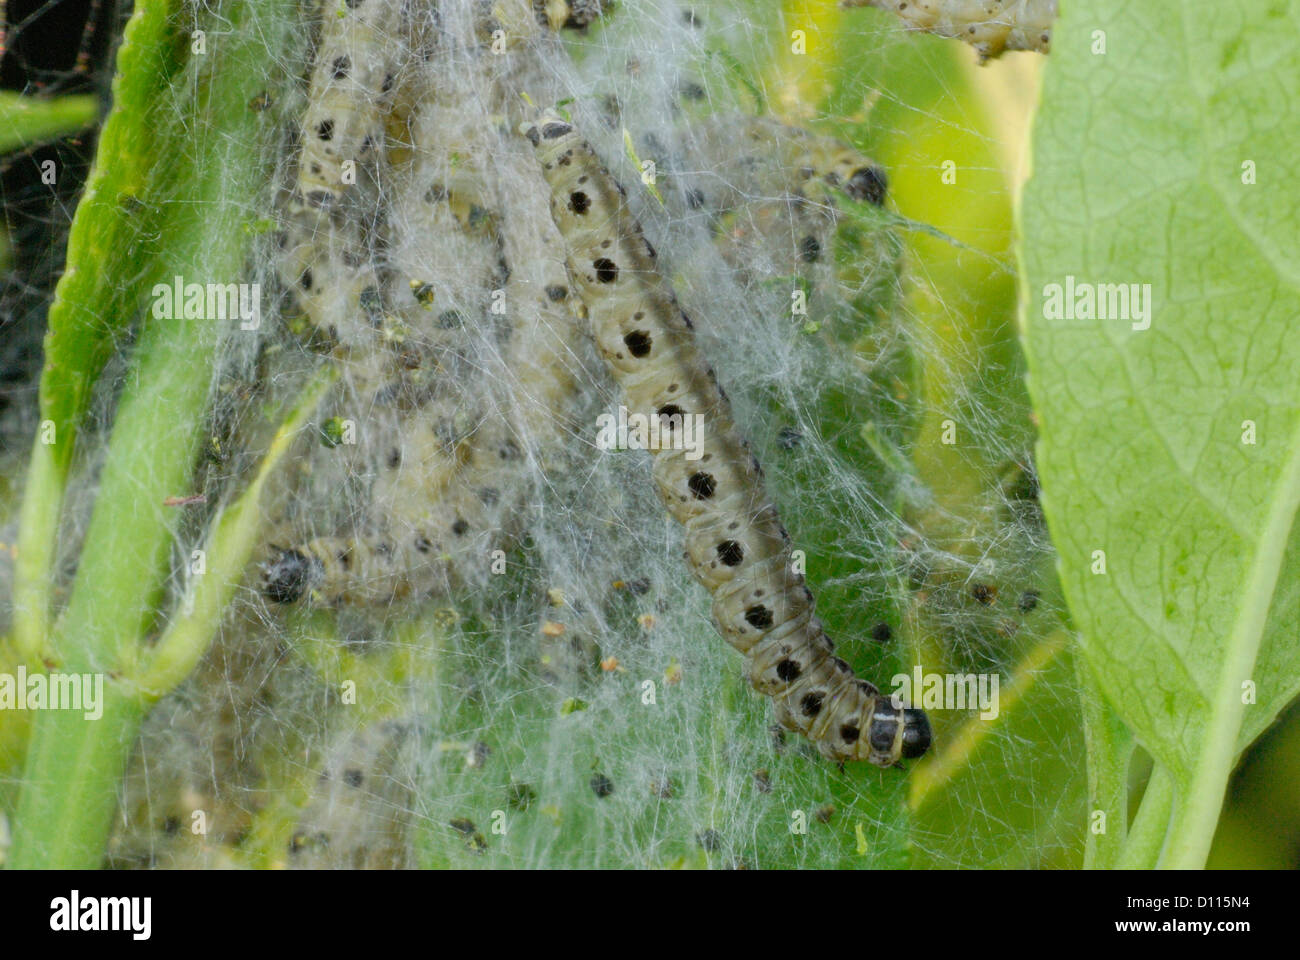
top-left (697, 115), bottom-right (888, 210)
top-left (521, 112), bottom-right (930, 766)
top-left (664, 114), bottom-right (889, 296)
top-left (840, 0), bottom-right (1056, 61)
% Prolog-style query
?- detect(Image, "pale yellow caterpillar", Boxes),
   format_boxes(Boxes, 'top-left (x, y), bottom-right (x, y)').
top-left (521, 113), bottom-right (930, 765)
top-left (264, 87), bottom-right (588, 608)
top-left (840, 0), bottom-right (1056, 60)
top-left (293, 0), bottom-right (410, 216)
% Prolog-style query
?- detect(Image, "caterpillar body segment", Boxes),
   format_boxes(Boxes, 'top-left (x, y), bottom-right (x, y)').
top-left (278, 0), bottom-right (420, 350)
top-left (645, 114), bottom-right (890, 303)
top-left (293, 0), bottom-right (410, 217)
top-left (261, 416), bottom-right (529, 606)
top-left (522, 113), bottom-right (931, 766)
top-left (840, 0), bottom-right (1056, 60)
top-left (263, 80), bottom-right (589, 611)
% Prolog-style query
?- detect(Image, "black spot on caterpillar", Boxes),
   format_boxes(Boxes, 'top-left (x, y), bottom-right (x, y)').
top-left (292, 0), bottom-right (407, 216)
top-left (522, 113), bottom-right (930, 767)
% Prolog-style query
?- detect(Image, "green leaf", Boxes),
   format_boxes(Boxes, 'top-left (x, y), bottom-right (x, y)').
top-left (135, 367), bottom-right (338, 696)
top-left (11, 0), bottom-right (189, 660)
top-left (1021, 0), bottom-right (1300, 867)
top-left (8, 0), bottom-right (302, 869)
top-left (0, 92), bottom-right (98, 154)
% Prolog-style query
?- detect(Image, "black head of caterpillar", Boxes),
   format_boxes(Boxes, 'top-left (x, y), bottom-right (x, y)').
top-left (521, 110), bottom-right (930, 767)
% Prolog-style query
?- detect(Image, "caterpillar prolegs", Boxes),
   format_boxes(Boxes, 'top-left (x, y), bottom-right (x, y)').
top-left (522, 113), bottom-right (931, 766)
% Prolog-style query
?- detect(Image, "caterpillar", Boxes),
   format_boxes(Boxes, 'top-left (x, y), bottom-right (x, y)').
top-left (661, 114), bottom-right (890, 298)
top-left (693, 115), bottom-right (888, 210)
top-left (264, 64), bottom-right (588, 608)
top-left (279, 0), bottom-right (416, 350)
top-left (840, 0), bottom-right (1056, 61)
top-left (521, 112), bottom-right (931, 766)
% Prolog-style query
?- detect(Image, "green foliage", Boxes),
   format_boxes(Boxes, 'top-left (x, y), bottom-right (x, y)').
top-left (1021, 0), bottom-right (1300, 867)
top-left (3, 0), bottom-right (1297, 871)
top-left (5, 0), bottom-right (305, 867)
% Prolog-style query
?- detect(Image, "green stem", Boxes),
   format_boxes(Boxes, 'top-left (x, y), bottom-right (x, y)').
top-left (11, 444), bottom-right (62, 665)
top-left (8, 0), bottom-right (299, 869)
top-left (1077, 658), bottom-right (1132, 869)
top-left (1116, 763), bottom-right (1174, 869)
top-left (11, 0), bottom-right (187, 662)
top-left (8, 684), bottom-right (148, 868)
top-left (1160, 417), bottom-right (1300, 868)
top-left (0, 92), bottom-right (99, 153)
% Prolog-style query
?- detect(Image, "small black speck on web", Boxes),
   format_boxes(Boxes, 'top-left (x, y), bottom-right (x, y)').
top-left (769, 724), bottom-right (787, 754)
top-left (695, 829), bottom-right (723, 852)
top-left (342, 768), bottom-right (364, 788)
top-left (870, 622), bottom-right (892, 643)
top-left (971, 583), bottom-right (997, 606)
top-left (1018, 589), bottom-right (1040, 612)
top-left (590, 773), bottom-right (615, 798)
top-left (449, 817), bottom-right (477, 836)
top-left (846, 165), bottom-right (888, 206)
top-left (777, 426), bottom-right (803, 450)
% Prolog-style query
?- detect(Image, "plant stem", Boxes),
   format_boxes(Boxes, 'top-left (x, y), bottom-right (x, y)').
top-left (1116, 763), bottom-right (1174, 869)
top-left (11, 0), bottom-right (187, 663)
top-left (8, 684), bottom-right (147, 868)
top-left (0, 91), bottom-right (99, 153)
top-left (1161, 420), bottom-right (1300, 868)
top-left (1077, 657), bottom-right (1132, 869)
top-left (7, 0), bottom-right (298, 868)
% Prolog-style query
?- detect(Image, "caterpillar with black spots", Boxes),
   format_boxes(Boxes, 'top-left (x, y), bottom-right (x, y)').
top-left (840, 0), bottom-right (1056, 61)
top-left (521, 112), bottom-right (931, 766)
top-left (263, 71), bottom-right (588, 608)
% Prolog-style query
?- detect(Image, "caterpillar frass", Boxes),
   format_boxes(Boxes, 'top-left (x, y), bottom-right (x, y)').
top-left (840, 0), bottom-right (1056, 61)
top-left (521, 112), bottom-right (931, 766)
